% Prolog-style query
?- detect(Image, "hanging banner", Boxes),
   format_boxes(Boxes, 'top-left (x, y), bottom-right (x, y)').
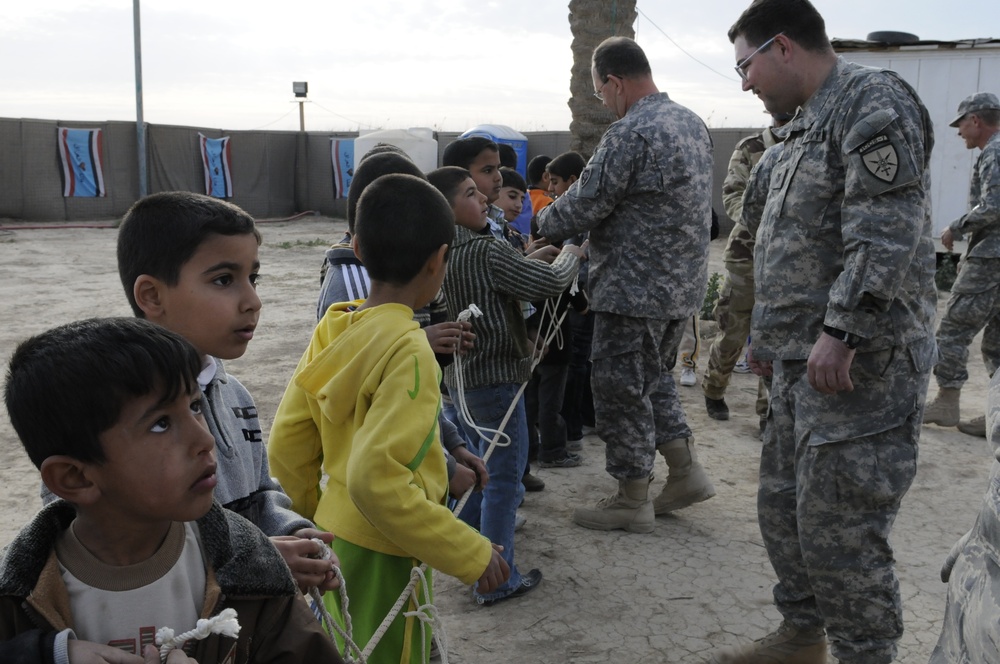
top-left (57, 128), bottom-right (106, 197)
top-left (331, 138), bottom-right (354, 199)
top-left (199, 133), bottom-right (233, 198)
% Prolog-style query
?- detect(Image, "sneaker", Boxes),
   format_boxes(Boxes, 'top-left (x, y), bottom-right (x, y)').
top-left (567, 438), bottom-right (584, 452)
top-left (709, 622), bottom-right (827, 663)
top-left (733, 357), bottom-right (753, 374)
top-left (538, 452), bottom-right (583, 468)
top-left (522, 472), bottom-right (545, 492)
top-left (958, 414), bottom-right (987, 438)
top-left (680, 367), bottom-right (697, 387)
top-left (514, 511), bottom-right (527, 531)
top-left (705, 396), bottom-right (730, 421)
top-left (478, 568), bottom-right (543, 606)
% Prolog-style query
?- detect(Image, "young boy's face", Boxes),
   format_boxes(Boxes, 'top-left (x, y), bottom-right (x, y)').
top-left (156, 233), bottom-right (261, 360)
top-left (467, 149), bottom-right (502, 203)
top-left (548, 173), bottom-right (576, 198)
top-left (90, 383), bottom-right (217, 526)
top-left (452, 177), bottom-right (489, 230)
top-left (496, 187), bottom-right (524, 222)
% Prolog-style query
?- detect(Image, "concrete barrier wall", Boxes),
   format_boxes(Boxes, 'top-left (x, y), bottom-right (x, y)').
top-left (0, 118), bottom-right (762, 224)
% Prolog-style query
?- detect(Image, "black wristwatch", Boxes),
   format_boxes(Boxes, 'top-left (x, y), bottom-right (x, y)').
top-left (823, 325), bottom-right (862, 350)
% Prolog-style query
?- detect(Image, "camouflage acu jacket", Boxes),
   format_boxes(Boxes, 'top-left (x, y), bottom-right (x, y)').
top-left (536, 92), bottom-right (713, 320)
top-left (751, 58), bottom-right (937, 361)
top-left (950, 131), bottom-right (1000, 258)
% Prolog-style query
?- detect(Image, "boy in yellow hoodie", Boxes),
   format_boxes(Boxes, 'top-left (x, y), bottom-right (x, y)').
top-left (268, 173), bottom-right (509, 664)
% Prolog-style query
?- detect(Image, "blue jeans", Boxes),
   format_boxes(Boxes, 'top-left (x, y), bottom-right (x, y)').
top-left (451, 383), bottom-right (527, 603)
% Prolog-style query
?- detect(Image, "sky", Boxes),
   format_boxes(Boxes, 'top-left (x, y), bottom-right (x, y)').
top-left (2, 1), bottom-right (995, 134)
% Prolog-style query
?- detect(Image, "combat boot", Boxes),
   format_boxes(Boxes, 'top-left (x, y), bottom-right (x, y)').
top-left (709, 622), bottom-right (828, 663)
top-left (923, 387), bottom-right (960, 427)
top-left (653, 437), bottom-right (716, 515)
top-left (573, 477), bottom-right (654, 533)
top-left (958, 414), bottom-right (987, 438)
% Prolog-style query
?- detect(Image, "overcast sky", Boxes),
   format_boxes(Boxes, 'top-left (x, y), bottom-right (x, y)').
top-left (2, 1), bottom-right (994, 133)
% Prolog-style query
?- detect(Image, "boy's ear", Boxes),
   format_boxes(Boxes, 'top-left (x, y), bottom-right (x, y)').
top-left (351, 235), bottom-right (362, 262)
top-left (568, 174), bottom-right (579, 185)
top-left (427, 244), bottom-right (448, 277)
top-left (133, 274), bottom-right (167, 319)
top-left (40, 456), bottom-right (101, 506)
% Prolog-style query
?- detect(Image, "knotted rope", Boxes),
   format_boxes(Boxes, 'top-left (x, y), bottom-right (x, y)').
top-left (156, 608), bottom-right (240, 662)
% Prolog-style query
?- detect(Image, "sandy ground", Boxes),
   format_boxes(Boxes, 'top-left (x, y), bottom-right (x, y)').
top-left (0, 216), bottom-right (993, 663)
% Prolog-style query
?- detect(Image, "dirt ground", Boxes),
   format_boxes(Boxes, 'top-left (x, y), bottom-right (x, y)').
top-left (0, 216), bottom-right (993, 663)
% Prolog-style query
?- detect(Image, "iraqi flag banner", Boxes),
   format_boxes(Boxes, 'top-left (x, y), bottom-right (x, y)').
top-left (331, 138), bottom-right (354, 199)
top-left (199, 133), bottom-right (233, 198)
top-left (57, 128), bottom-right (106, 197)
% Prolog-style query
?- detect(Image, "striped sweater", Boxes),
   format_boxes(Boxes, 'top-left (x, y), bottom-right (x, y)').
top-left (443, 224), bottom-right (580, 390)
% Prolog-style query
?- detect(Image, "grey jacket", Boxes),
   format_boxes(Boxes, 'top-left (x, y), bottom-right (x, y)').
top-left (537, 91), bottom-right (713, 320)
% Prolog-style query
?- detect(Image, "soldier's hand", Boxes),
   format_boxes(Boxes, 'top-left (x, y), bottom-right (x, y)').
top-left (941, 228), bottom-right (955, 252)
top-left (807, 333), bottom-right (855, 394)
top-left (747, 345), bottom-right (772, 378)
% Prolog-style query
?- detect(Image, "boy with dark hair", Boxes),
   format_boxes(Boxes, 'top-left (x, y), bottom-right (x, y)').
top-left (526, 155), bottom-right (554, 220)
top-left (428, 165), bottom-right (585, 606)
top-left (268, 173), bottom-right (509, 664)
top-left (546, 151), bottom-right (587, 198)
top-left (442, 137), bottom-right (515, 245)
top-left (496, 167), bottom-right (527, 224)
top-left (2, 317), bottom-right (343, 663)
top-left (317, 150), bottom-right (426, 319)
top-left (114, 191), bottom-right (338, 595)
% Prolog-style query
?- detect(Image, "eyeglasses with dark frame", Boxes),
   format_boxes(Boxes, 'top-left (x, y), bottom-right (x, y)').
top-left (593, 74), bottom-right (621, 100)
top-left (735, 33), bottom-right (783, 82)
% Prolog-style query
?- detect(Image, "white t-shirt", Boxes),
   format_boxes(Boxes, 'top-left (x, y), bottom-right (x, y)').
top-left (56, 520), bottom-right (206, 655)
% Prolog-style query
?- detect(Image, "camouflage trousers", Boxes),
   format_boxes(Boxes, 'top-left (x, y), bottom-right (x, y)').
top-left (761, 338), bottom-right (933, 664)
top-left (930, 456), bottom-right (1000, 663)
top-left (703, 261), bottom-right (769, 415)
top-left (934, 256), bottom-right (1000, 389)
top-left (591, 312), bottom-right (691, 480)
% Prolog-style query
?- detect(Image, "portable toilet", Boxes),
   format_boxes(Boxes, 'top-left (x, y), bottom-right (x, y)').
top-left (353, 127), bottom-right (438, 173)
top-left (459, 124), bottom-right (528, 177)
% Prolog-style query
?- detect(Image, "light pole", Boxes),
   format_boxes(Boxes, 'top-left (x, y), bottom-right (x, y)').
top-left (293, 81), bottom-right (308, 131)
top-left (133, 0), bottom-right (147, 196)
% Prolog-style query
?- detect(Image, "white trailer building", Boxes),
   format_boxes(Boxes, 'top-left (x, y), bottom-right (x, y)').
top-left (833, 35), bottom-right (1000, 240)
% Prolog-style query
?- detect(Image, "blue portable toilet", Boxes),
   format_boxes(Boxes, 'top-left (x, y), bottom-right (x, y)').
top-left (460, 124), bottom-right (528, 178)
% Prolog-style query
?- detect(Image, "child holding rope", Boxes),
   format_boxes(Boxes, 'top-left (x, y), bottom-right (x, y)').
top-left (1, 318), bottom-right (343, 664)
top-left (427, 166), bottom-right (585, 606)
top-left (268, 174), bottom-right (509, 664)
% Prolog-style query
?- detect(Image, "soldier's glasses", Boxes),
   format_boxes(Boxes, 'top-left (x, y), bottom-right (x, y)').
top-left (735, 33), bottom-right (783, 82)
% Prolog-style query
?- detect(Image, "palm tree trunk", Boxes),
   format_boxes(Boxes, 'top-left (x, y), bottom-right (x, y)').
top-left (567, 0), bottom-right (637, 157)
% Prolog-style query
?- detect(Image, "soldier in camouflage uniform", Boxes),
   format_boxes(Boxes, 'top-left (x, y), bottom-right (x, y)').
top-left (923, 92), bottom-right (1000, 438)
top-left (702, 114), bottom-right (789, 429)
top-left (931, 366), bottom-right (1000, 663)
top-left (714, 1), bottom-right (937, 663)
top-left (536, 36), bottom-right (716, 534)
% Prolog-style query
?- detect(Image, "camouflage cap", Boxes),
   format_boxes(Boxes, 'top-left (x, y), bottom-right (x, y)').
top-left (949, 92), bottom-right (1000, 127)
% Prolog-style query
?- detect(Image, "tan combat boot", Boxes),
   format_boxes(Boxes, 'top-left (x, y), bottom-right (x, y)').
top-left (653, 437), bottom-right (716, 515)
top-left (573, 477), bottom-right (654, 533)
top-left (709, 622), bottom-right (828, 663)
top-left (923, 387), bottom-right (961, 427)
top-left (957, 414), bottom-right (987, 438)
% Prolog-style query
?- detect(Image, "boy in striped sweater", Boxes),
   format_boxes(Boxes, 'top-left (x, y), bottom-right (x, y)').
top-left (428, 166), bottom-right (585, 606)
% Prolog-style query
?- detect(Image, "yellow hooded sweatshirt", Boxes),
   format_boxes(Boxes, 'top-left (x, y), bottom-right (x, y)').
top-left (268, 302), bottom-right (491, 585)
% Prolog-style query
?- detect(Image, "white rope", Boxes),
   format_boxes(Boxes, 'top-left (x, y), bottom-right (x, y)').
top-left (155, 608), bottom-right (240, 662)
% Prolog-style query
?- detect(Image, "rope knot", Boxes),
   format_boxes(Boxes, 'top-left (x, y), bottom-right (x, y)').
top-left (156, 608), bottom-right (240, 662)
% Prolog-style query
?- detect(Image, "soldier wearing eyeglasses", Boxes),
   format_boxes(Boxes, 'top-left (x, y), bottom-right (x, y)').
top-left (713, 1), bottom-right (937, 663)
